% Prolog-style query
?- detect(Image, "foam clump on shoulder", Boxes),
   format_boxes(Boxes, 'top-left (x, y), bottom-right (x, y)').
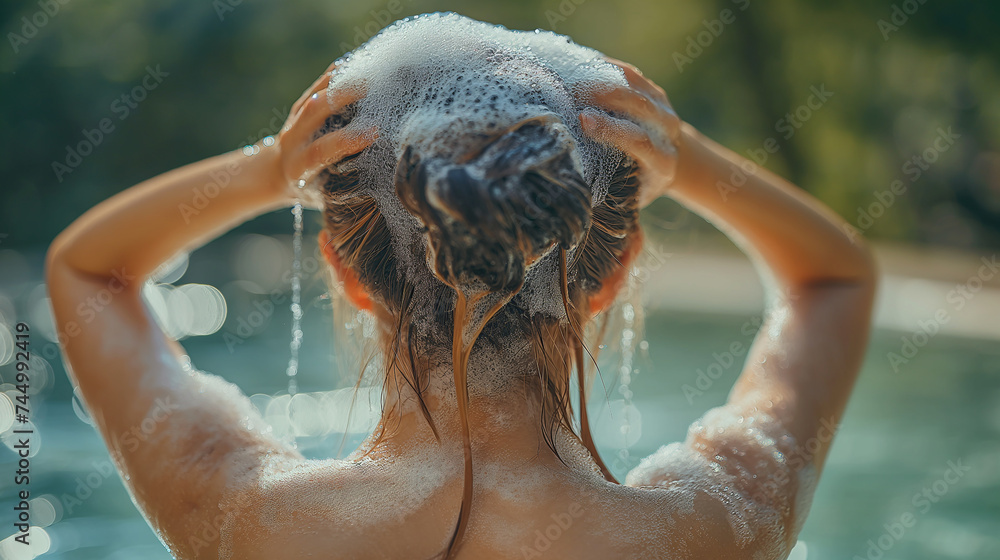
top-left (316, 12), bottom-right (628, 316)
top-left (625, 406), bottom-right (816, 558)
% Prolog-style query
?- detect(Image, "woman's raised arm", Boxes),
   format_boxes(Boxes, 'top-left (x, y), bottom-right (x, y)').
top-left (581, 61), bottom-right (876, 557)
top-left (45, 66), bottom-right (374, 559)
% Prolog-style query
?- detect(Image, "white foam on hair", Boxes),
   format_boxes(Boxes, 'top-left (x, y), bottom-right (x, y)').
top-left (315, 11), bottom-right (628, 320)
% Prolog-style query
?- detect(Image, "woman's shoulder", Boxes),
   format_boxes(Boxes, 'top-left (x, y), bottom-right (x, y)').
top-left (216, 453), bottom-right (462, 559)
top-left (618, 406), bottom-right (815, 560)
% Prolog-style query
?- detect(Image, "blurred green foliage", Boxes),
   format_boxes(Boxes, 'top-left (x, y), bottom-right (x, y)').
top-left (1, 0), bottom-right (998, 249)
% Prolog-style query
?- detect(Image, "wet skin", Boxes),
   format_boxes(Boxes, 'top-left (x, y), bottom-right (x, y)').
top-left (46, 59), bottom-right (875, 559)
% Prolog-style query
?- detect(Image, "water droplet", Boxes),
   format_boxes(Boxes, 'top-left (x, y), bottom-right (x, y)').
top-left (623, 303), bottom-right (635, 322)
top-left (286, 202), bottom-right (304, 399)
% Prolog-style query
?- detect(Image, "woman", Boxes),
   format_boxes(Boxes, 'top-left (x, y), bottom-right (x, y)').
top-left (46, 14), bottom-right (876, 560)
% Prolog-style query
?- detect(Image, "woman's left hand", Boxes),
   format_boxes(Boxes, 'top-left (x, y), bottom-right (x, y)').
top-left (578, 58), bottom-right (682, 207)
top-left (272, 62), bottom-right (378, 201)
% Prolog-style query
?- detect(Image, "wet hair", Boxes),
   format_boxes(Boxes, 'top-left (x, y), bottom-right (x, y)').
top-left (315, 13), bottom-right (642, 558)
top-left (320, 130), bottom-right (640, 557)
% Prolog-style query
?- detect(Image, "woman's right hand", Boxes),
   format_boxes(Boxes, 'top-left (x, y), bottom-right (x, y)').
top-left (273, 62), bottom-right (378, 203)
top-left (578, 58), bottom-right (683, 207)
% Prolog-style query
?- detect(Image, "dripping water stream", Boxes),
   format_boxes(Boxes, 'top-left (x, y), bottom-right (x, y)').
top-left (286, 201), bottom-right (304, 399)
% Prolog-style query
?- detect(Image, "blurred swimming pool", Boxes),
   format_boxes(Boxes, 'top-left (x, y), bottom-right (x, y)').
top-left (1, 243), bottom-right (999, 560)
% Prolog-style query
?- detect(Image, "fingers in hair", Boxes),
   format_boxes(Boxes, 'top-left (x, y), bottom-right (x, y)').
top-left (591, 86), bottom-right (661, 121)
top-left (579, 110), bottom-right (672, 170)
top-left (297, 87), bottom-right (364, 133)
top-left (605, 58), bottom-right (670, 105)
top-left (307, 124), bottom-right (379, 169)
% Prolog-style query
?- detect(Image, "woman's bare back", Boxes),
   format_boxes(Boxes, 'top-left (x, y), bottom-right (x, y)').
top-left (211, 390), bottom-right (812, 560)
top-left (219, 451), bottom-right (728, 559)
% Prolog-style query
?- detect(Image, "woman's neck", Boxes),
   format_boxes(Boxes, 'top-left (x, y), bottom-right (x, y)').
top-left (364, 341), bottom-right (594, 474)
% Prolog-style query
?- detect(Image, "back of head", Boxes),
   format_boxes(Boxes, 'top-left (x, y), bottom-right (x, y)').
top-left (312, 12), bottom-right (643, 558)
top-left (314, 12), bottom-right (636, 326)
top-left (395, 116), bottom-right (592, 292)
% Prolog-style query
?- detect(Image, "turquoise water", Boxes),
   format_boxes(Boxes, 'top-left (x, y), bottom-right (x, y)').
top-left (2, 251), bottom-right (999, 559)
